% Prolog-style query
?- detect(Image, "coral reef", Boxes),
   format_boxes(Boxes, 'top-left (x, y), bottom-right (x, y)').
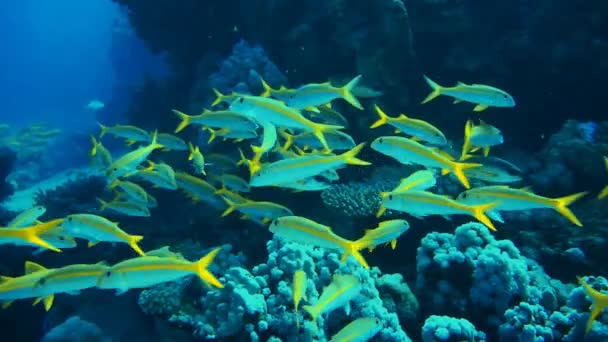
top-left (138, 238), bottom-right (414, 341)
top-left (42, 316), bottom-right (110, 342)
top-left (421, 315), bottom-right (486, 342)
top-left (34, 175), bottom-right (109, 218)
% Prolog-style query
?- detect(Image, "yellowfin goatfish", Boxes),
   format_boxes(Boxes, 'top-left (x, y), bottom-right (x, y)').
top-left (277, 177), bottom-right (332, 192)
top-left (379, 190), bottom-right (497, 231)
top-left (0, 219), bottom-right (64, 252)
top-left (461, 155), bottom-right (522, 184)
top-left (599, 157), bottom-right (608, 199)
top-left (175, 172), bottom-right (223, 207)
top-left (205, 127), bottom-right (259, 143)
top-left (284, 75), bottom-right (364, 110)
top-left (156, 133), bottom-right (188, 151)
top-left (110, 179), bottom-right (149, 204)
top-left (269, 216), bottom-right (369, 268)
top-left (218, 174), bottom-right (250, 193)
top-left (90, 136), bottom-right (113, 169)
top-left (280, 128), bottom-right (355, 152)
top-left (229, 95), bottom-right (344, 151)
top-left (214, 188), bottom-right (248, 205)
top-left (302, 274), bottom-right (362, 321)
top-left (329, 317), bottom-right (382, 342)
top-left (206, 154), bottom-right (238, 173)
top-left (132, 169), bottom-right (177, 190)
top-left (371, 136), bottom-right (480, 188)
top-left (98, 123), bottom-right (150, 142)
top-left (370, 105), bottom-right (447, 146)
top-left (172, 109), bottom-right (258, 133)
top-left (577, 276), bottom-right (608, 334)
top-left (96, 247), bottom-right (224, 294)
top-left (210, 88), bottom-right (243, 107)
top-left (7, 206), bottom-right (46, 227)
top-left (62, 214), bottom-right (145, 255)
top-left (0, 261), bottom-right (55, 311)
top-left (307, 105), bottom-right (349, 127)
top-left (456, 185), bottom-right (587, 227)
top-left (422, 75), bottom-right (515, 112)
top-left (34, 263), bottom-right (110, 297)
top-left (187, 143), bottom-right (207, 175)
top-left (250, 143), bottom-right (370, 187)
top-left (293, 270), bottom-right (307, 328)
top-left (97, 197), bottom-right (151, 217)
top-left (31, 234), bottom-right (76, 255)
top-left (86, 100), bottom-right (105, 111)
top-left (106, 131), bottom-right (163, 180)
top-left (353, 219), bottom-right (410, 252)
top-left (392, 170), bottom-right (437, 194)
top-left (260, 79), bottom-right (297, 101)
top-left (461, 119), bottom-right (503, 158)
top-left (221, 198), bottom-right (293, 223)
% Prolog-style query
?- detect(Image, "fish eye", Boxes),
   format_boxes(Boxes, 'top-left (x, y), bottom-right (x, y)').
top-left (462, 193), bottom-right (468, 198)
top-left (502, 94), bottom-right (508, 98)
top-left (388, 195), bottom-right (393, 200)
top-left (238, 97), bottom-right (244, 104)
top-left (375, 318), bottom-right (381, 324)
top-left (113, 167), bottom-right (118, 171)
top-left (105, 271), bottom-right (112, 277)
top-left (59, 236), bottom-right (65, 241)
top-left (378, 138), bottom-right (384, 143)
top-left (67, 217), bottom-right (72, 222)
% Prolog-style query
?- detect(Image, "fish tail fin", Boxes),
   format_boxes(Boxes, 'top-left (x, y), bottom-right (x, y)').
top-left (237, 148), bottom-right (249, 167)
top-left (278, 129), bottom-right (294, 150)
top-left (340, 143), bottom-right (371, 166)
top-left (127, 235), bottom-right (145, 256)
top-left (421, 75), bottom-right (443, 104)
top-left (149, 130), bottom-right (163, 150)
top-left (578, 276), bottom-right (608, 334)
top-left (460, 120), bottom-right (473, 160)
top-left (447, 161), bottom-right (481, 189)
top-left (370, 104), bottom-right (390, 129)
top-left (172, 109), bottom-right (192, 133)
top-left (221, 197), bottom-right (239, 217)
top-left (96, 198), bottom-right (108, 212)
top-left (342, 241), bottom-right (370, 269)
top-left (312, 124), bottom-right (344, 152)
top-left (260, 78), bottom-right (273, 97)
top-left (206, 128), bottom-right (218, 143)
top-left (340, 75), bottom-right (363, 109)
top-left (211, 88), bottom-right (225, 106)
top-left (90, 136), bottom-right (98, 156)
top-left (302, 305), bottom-right (319, 322)
top-left (98, 123), bottom-right (108, 137)
top-left (599, 186), bottom-right (608, 199)
top-left (25, 219), bottom-right (64, 252)
top-left (469, 202), bottom-right (498, 231)
top-left (376, 192), bottom-right (390, 217)
top-left (483, 146), bottom-right (490, 157)
top-left (552, 192), bottom-right (588, 227)
top-left (195, 247), bottom-right (224, 288)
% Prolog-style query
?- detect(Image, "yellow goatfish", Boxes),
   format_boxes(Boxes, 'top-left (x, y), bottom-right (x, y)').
top-left (461, 119), bottom-right (503, 159)
top-left (293, 270), bottom-right (307, 328)
top-left (371, 136), bottom-right (480, 188)
top-left (0, 261), bottom-right (55, 311)
top-left (250, 143), bottom-right (370, 187)
top-left (329, 317), bottom-right (382, 342)
top-left (269, 216), bottom-right (369, 268)
top-left (172, 109), bottom-right (258, 133)
top-left (421, 75), bottom-right (515, 112)
top-left (260, 79), bottom-right (297, 101)
top-left (221, 198), bottom-right (293, 223)
top-left (7, 206), bottom-right (47, 228)
top-left (285, 75), bottom-right (364, 110)
top-left (229, 95), bottom-right (344, 151)
top-left (0, 219), bottom-right (64, 252)
top-left (599, 157), bottom-right (608, 199)
top-left (175, 172), bottom-right (223, 207)
top-left (98, 123), bottom-right (150, 142)
top-left (353, 219), bottom-right (410, 252)
top-left (90, 136), bottom-right (113, 169)
top-left (370, 105), bottom-right (447, 146)
top-left (376, 170), bottom-right (437, 217)
top-left (303, 274), bottom-right (361, 322)
top-left (577, 276), bottom-right (608, 334)
top-left (188, 142), bottom-right (207, 175)
top-left (96, 247), bottom-right (223, 294)
top-left (456, 186), bottom-right (587, 227)
top-left (62, 214), bottom-right (145, 256)
top-left (379, 190), bottom-right (497, 231)
top-left (34, 263), bottom-right (110, 298)
top-left (106, 131), bottom-right (163, 180)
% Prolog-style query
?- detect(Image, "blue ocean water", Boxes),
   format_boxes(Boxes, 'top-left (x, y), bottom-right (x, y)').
top-left (0, 1), bottom-right (607, 341)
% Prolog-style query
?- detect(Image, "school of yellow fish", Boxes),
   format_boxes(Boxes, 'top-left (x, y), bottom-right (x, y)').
top-left (1, 75), bottom-right (606, 339)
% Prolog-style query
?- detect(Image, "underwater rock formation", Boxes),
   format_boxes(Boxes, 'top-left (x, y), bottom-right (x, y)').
top-left (34, 175), bottom-right (108, 218)
top-left (0, 147), bottom-right (16, 203)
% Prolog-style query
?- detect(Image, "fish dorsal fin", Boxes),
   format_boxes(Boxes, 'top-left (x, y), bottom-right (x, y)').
top-left (0, 276), bottom-right (14, 283)
top-left (95, 261), bottom-right (109, 266)
top-left (479, 119), bottom-right (487, 126)
top-left (25, 261), bottom-right (46, 274)
top-left (398, 113), bottom-right (409, 119)
top-left (457, 81), bottom-right (467, 86)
